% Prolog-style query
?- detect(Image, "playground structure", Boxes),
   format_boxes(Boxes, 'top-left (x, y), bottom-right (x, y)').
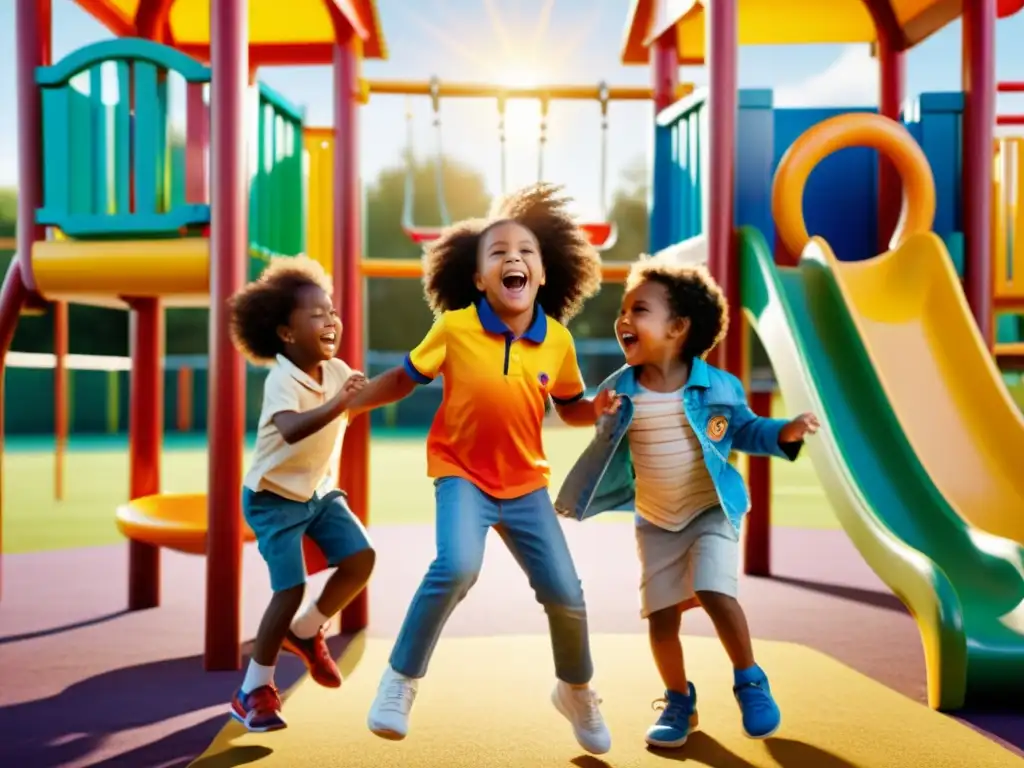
top-left (1, 0), bottom-right (682, 673)
top-left (2, 0), bottom-right (1024, 716)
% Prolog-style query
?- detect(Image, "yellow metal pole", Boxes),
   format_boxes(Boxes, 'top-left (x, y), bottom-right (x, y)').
top-left (363, 79), bottom-right (692, 102)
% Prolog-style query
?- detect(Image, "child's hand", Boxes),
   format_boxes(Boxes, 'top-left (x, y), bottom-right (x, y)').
top-left (344, 371), bottom-right (367, 393)
top-left (336, 372), bottom-right (367, 407)
top-left (779, 412), bottom-right (820, 443)
top-left (592, 389), bottom-right (622, 419)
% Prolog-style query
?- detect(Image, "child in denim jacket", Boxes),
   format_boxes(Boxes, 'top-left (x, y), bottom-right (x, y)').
top-left (556, 257), bottom-right (819, 748)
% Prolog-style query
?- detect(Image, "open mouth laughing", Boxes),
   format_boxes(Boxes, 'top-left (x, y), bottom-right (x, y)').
top-left (319, 329), bottom-right (337, 351)
top-left (501, 270), bottom-right (528, 294)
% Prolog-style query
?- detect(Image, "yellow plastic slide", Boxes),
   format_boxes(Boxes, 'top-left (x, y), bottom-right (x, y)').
top-left (814, 233), bottom-right (1024, 546)
top-left (772, 110), bottom-right (1024, 547)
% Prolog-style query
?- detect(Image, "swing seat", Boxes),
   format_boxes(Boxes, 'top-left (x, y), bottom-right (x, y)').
top-left (403, 225), bottom-right (446, 244)
top-left (115, 493), bottom-right (256, 555)
top-left (580, 222), bottom-right (617, 249)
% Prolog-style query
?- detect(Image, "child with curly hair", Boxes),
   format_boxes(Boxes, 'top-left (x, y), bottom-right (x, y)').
top-left (557, 257), bottom-right (819, 748)
top-left (227, 256), bottom-right (383, 732)
top-left (355, 184), bottom-right (617, 754)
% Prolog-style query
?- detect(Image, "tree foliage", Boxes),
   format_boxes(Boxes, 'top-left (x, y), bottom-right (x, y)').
top-left (364, 153), bottom-right (491, 351)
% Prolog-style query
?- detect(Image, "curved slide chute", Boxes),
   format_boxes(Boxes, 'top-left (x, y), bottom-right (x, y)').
top-left (741, 226), bottom-right (1024, 712)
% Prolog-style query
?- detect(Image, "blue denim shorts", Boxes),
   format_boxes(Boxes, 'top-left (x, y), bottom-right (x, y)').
top-left (242, 487), bottom-right (372, 592)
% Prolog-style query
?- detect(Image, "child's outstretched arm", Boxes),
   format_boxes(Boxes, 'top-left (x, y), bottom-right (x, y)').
top-left (273, 373), bottom-right (367, 444)
top-left (346, 366), bottom-right (418, 418)
top-left (550, 338), bottom-right (620, 427)
top-left (345, 314), bottom-right (447, 418)
top-left (554, 389), bottom-right (620, 426)
top-left (728, 380), bottom-right (819, 460)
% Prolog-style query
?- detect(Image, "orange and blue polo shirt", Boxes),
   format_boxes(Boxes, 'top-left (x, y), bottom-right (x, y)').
top-left (403, 299), bottom-right (586, 499)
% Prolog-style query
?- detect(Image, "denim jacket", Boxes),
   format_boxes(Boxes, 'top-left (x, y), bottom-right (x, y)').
top-left (554, 359), bottom-right (801, 531)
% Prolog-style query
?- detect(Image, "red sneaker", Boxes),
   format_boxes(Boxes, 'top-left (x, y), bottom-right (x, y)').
top-left (282, 626), bottom-right (343, 688)
top-left (231, 685), bottom-right (287, 732)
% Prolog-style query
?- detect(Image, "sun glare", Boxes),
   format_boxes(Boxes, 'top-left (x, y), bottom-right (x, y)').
top-left (495, 65), bottom-right (543, 89)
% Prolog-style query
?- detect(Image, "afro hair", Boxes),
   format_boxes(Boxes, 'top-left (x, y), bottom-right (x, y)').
top-left (420, 183), bottom-right (602, 324)
top-left (228, 255), bottom-right (334, 363)
top-left (625, 257), bottom-right (729, 360)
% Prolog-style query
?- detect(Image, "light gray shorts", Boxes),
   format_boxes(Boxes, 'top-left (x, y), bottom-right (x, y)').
top-left (635, 506), bottom-right (740, 619)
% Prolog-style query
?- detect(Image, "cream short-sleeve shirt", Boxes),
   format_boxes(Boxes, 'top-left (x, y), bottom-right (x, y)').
top-left (243, 354), bottom-right (353, 502)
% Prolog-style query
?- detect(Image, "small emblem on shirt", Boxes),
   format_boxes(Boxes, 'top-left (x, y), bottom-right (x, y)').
top-left (707, 415), bottom-right (728, 441)
top-left (538, 372), bottom-right (550, 387)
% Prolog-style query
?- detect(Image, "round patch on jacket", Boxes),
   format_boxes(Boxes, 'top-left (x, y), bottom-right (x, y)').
top-left (707, 415), bottom-right (728, 442)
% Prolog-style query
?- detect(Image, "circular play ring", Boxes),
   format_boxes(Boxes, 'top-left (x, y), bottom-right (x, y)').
top-left (771, 112), bottom-right (936, 259)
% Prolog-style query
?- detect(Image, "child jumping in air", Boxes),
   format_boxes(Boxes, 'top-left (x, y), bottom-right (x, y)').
top-left (227, 256), bottom-right (382, 732)
top-left (557, 256), bottom-right (819, 748)
top-left (353, 184), bottom-right (617, 755)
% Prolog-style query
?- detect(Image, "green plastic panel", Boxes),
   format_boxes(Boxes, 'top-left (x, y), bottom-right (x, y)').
top-left (36, 38), bottom-right (211, 239)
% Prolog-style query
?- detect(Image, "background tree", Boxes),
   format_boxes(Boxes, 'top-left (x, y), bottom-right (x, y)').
top-left (364, 153), bottom-right (491, 351)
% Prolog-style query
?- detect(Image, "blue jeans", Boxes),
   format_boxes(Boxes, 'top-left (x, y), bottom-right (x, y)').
top-left (390, 477), bottom-right (593, 684)
top-left (243, 487), bottom-right (372, 592)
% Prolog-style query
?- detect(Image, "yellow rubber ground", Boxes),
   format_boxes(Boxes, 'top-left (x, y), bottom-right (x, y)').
top-left (192, 634), bottom-right (1021, 767)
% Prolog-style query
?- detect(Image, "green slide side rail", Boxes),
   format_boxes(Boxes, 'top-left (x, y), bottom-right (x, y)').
top-left (738, 225), bottom-right (1024, 711)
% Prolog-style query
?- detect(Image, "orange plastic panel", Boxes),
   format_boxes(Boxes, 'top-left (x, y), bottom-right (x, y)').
top-left (115, 493), bottom-right (256, 555)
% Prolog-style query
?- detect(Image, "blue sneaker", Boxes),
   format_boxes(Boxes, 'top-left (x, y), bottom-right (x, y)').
top-left (645, 682), bottom-right (699, 748)
top-left (733, 665), bottom-right (781, 739)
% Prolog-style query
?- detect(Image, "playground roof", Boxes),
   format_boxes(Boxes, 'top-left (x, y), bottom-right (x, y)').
top-left (73, 0), bottom-right (387, 65)
top-left (621, 0), bottom-right (960, 65)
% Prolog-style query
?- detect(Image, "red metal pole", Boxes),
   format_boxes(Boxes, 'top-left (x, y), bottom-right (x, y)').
top-left (205, 0), bottom-right (249, 671)
top-left (651, 30), bottom-right (679, 113)
top-left (876, 34), bottom-right (905, 252)
top-left (127, 298), bottom-right (163, 609)
top-left (177, 366), bottom-right (194, 432)
top-left (334, 29), bottom-right (369, 633)
top-left (707, 0), bottom-right (740, 376)
top-left (7, 0), bottom-right (51, 600)
top-left (744, 389), bottom-right (772, 576)
top-left (15, 0), bottom-right (49, 296)
top-left (0, 265), bottom-right (29, 600)
top-left (962, 0), bottom-right (996, 348)
top-left (53, 301), bottom-right (68, 501)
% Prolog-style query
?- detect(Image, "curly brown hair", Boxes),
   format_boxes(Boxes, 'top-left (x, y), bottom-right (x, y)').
top-left (228, 255), bottom-right (334, 363)
top-left (626, 258), bottom-right (729, 361)
top-left (421, 183), bottom-right (602, 324)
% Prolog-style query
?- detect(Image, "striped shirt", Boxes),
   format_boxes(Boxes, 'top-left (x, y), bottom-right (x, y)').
top-left (628, 386), bottom-right (720, 532)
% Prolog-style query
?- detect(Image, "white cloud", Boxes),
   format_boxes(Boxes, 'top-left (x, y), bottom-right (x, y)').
top-left (773, 45), bottom-right (879, 108)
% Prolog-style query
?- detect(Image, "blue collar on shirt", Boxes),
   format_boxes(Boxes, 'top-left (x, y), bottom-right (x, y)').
top-left (612, 357), bottom-right (712, 398)
top-left (476, 298), bottom-right (547, 343)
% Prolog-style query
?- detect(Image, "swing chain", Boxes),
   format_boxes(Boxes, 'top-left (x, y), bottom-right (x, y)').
top-left (497, 93), bottom-right (508, 195)
top-left (538, 95), bottom-right (550, 182)
top-left (598, 81), bottom-right (610, 218)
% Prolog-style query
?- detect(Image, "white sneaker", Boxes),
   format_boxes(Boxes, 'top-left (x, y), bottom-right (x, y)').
top-left (367, 666), bottom-right (419, 740)
top-left (551, 681), bottom-right (612, 755)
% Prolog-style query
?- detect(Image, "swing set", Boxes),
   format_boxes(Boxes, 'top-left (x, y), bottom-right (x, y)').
top-left (378, 77), bottom-right (672, 249)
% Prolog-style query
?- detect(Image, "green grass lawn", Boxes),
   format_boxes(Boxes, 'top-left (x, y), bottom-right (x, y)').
top-left (2, 419), bottom-right (837, 554)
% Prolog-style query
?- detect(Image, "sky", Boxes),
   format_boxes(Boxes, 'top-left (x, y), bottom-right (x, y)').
top-left (0, 0), bottom-right (1022, 221)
